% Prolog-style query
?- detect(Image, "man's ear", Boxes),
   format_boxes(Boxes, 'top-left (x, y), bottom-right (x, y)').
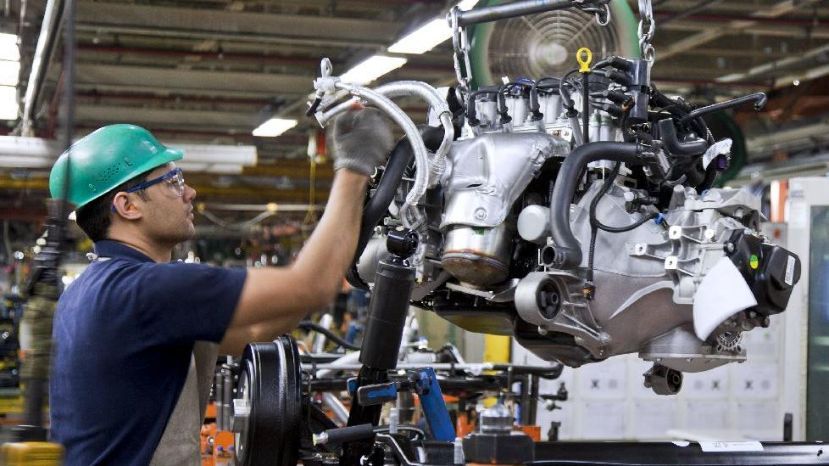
top-left (112, 192), bottom-right (143, 220)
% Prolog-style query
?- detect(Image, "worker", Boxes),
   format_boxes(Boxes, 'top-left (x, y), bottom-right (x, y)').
top-left (47, 109), bottom-right (393, 465)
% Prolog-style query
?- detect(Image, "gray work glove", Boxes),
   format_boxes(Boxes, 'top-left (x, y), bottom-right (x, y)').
top-left (329, 107), bottom-right (394, 176)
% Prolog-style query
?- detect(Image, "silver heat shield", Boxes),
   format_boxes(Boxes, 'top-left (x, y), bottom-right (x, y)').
top-left (439, 132), bottom-right (568, 286)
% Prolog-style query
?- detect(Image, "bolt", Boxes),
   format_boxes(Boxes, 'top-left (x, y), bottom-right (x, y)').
top-left (538, 290), bottom-right (561, 318)
top-left (474, 208), bottom-right (487, 220)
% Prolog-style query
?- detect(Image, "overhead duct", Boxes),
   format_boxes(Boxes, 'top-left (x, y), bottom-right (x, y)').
top-left (0, 135), bottom-right (257, 173)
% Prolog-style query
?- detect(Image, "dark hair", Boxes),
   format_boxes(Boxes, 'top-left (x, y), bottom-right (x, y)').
top-left (75, 169), bottom-right (153, 242)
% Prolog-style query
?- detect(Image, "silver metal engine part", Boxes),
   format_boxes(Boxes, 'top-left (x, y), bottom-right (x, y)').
top-left (353, 110), bottom-right (797, 394)
top-left (514, 183), bottom-right (764, 371)
top-left (342, 2), bottom-right (799, 395)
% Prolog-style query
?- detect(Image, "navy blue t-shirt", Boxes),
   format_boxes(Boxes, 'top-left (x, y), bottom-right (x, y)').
top-left (49, 240), bottom-right (247, 465)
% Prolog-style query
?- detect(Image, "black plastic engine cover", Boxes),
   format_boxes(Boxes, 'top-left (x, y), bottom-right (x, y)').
top-left (726, 230), bottom-right (801, 315)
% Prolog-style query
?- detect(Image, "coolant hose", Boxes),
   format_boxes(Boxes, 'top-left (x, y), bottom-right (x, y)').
top-left (548, 142), bottom-right (644, 269)
top-left (657, 118), bottom-right (709, 156)
top-left (319, 81), bottom-right (454, 190)
top-left (346, 126), bottom-right (445, 289)
top-left (374, 81), bottom-right (454, 188)
top-left (326, 82), bottom-right (430, 228)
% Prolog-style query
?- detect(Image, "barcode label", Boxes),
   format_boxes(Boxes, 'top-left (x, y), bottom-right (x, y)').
top-left (785, 255), bottom-right (795, 286)
top-left (699, 441), bottom-right (763, 452)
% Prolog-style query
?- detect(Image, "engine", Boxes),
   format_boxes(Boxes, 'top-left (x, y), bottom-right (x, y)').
top-left (309, 1), bottom-right (801, 394)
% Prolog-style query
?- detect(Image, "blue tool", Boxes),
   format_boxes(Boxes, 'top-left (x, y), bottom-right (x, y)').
top-left (353, 367), bottom-right (455, 442)
top-left (412, 368), bottom-right (455, 442)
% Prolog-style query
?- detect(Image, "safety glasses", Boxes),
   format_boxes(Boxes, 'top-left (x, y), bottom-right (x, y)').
top-left (125, 167), bottom-right (186, 197)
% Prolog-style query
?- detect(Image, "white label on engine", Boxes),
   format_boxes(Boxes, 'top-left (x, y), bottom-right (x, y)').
top-left (702, 138), bottom-right (732, 170)
top-left (699, 441), bottom-right (763, 452)
top-left (785, 255), bottom-right (796, 286)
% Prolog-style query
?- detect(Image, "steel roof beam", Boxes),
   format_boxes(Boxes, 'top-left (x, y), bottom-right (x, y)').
top-left (75, 105), bottom-right (260, 128)
top-left (661, 20), bottom-right (829, 39)
top-left (67, 64), bottom-right (315, 95)
top-left (657, 0), bottom-right (824, 60)
top-left (76, 2), bottom-right (400, 48)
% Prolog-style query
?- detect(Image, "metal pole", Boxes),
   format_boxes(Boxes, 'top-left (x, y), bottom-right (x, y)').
top-left (455, 0), bottom-right (582, 27)
top-left (21, 0), bottom-right (74, 430)
top-left (20, 0), bottom-right (63, 136)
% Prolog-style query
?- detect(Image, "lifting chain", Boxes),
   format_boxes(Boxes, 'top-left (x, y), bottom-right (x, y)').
top-left (637, 0), bottom-right (656, 62)
top-left (449, 7), bottom-right (473, 98)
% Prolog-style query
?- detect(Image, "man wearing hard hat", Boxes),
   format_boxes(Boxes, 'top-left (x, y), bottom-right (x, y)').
top-left (47, 108), bottom-right (392, 465)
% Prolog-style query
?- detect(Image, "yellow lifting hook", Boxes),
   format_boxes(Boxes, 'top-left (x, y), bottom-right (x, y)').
top-left (577, 47), bottom-right (593, 73)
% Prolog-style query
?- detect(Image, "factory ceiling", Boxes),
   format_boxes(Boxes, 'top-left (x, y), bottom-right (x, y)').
top-left (1, 0), bottom-right (828, 222)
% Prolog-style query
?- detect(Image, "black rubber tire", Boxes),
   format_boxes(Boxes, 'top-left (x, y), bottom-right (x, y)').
top-left (236, 336), bottom-right (302, 466)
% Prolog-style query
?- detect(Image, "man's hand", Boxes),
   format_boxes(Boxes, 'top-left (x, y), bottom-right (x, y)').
top-left (329, 107), bottom-right (394, 177)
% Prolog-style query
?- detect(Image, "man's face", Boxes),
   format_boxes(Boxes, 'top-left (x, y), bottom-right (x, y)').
top-left (135, 163), bottom-right (197, 245)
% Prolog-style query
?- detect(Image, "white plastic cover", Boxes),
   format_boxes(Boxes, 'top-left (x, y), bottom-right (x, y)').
top-left (693, 257), bottom-right (758, 340)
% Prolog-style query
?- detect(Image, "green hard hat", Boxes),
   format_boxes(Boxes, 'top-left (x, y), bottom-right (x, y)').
top-left (49, 124), bottom-right (183, 209)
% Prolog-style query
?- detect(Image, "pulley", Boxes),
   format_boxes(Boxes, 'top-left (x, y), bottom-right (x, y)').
top-left (234, 336), bottom-right (303, 466)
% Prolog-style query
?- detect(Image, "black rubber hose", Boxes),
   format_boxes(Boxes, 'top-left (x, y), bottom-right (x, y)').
top-left (298, 321), bottom-right (361, 351)
top-left (657, 118), bottom-right (709, 156)
top-left (529, 77), bottom-right (560, 120)
top-left (650, 85), bottom-right (710, 141)
top-left (466, 89), bottom-right (499, 126)
top-left (318, 424), bottom-right (376, 445)
top-left (548, 142), bottom-right (644, 269)
top-left (346, 126), bottom-right (445, 289)
top-left (497, 83), bottom-right (514, 124)
top-left (597, 212), bottom-right (659, 233)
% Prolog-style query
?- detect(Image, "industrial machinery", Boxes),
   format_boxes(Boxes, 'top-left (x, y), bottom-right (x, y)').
top-left (222, 326), bottom-right (568, 466)
top-left (229, 1), bottom-right (820, 465)
top-left (310, 0), bottom-right (801, 395)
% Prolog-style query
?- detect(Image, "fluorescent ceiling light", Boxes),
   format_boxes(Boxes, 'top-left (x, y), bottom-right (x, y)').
top-left (388, 0), bottom-right (480, 55)
top-left (252, 118), bottom-right (298, 137)
top-left (177, 162), bottom-right (244, 175)
top-left (340, 55), bottom-right (407, 85)
top-left (0, 61), bottom-right (19, 86)
top-left (389, 19), bottom-right (451, 55)
top-left (173, 143), bottom-right (257, 165)
top-left (0, 86), bottom-right (17, 120)
top-left (0, 34), bottom-right (19, 62)
top-left (716, 72), bottom-right (744, 83)
top-left (0, 155), bottom-right (51, 168)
